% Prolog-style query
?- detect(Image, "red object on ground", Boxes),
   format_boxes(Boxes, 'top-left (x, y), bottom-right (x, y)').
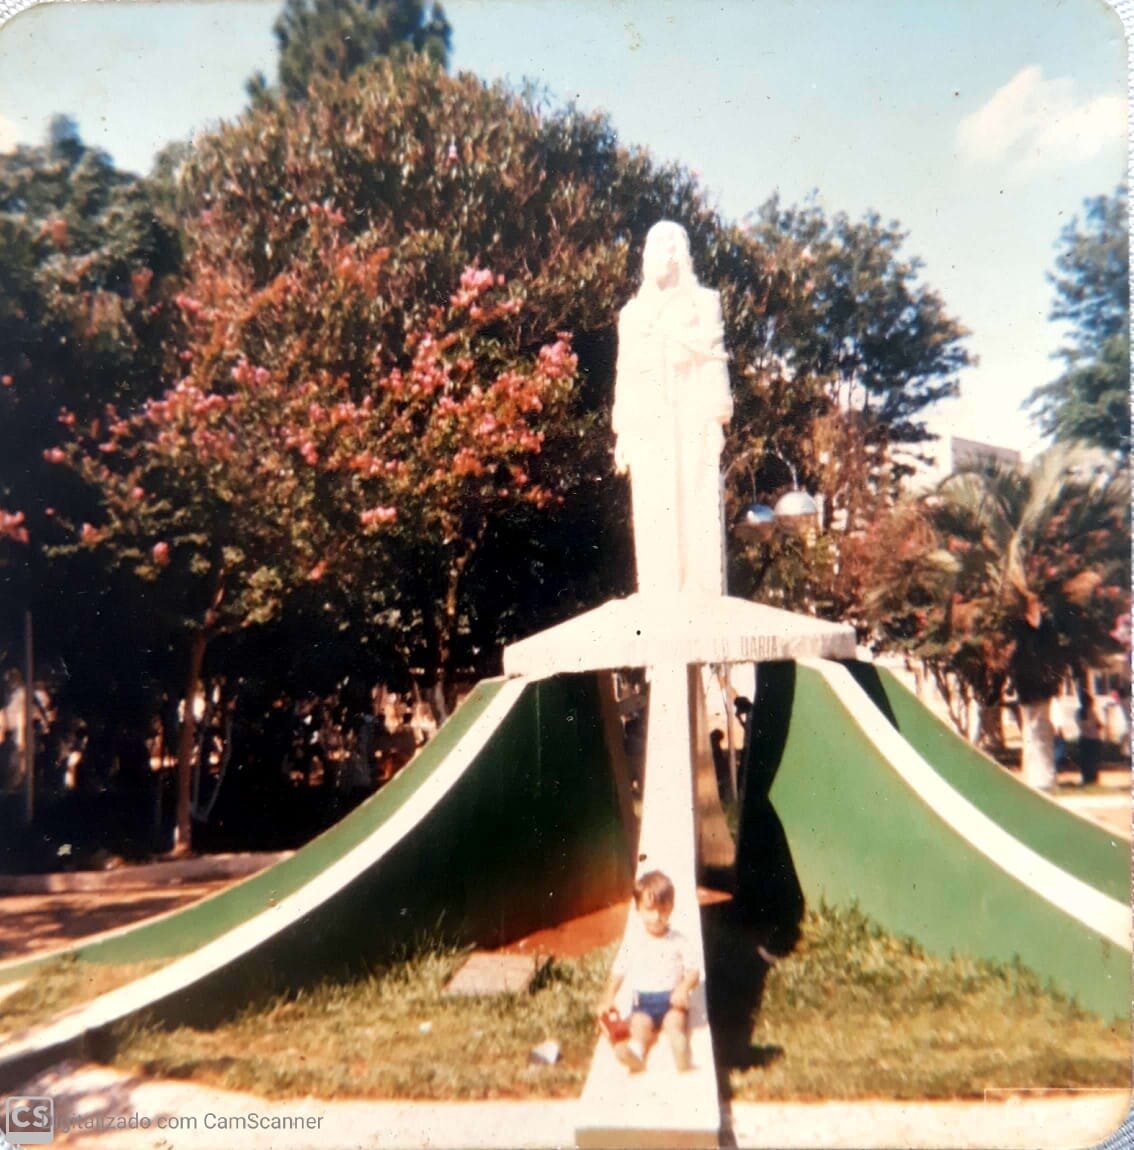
top-left (598, 1006), bottom-right (631, 1044)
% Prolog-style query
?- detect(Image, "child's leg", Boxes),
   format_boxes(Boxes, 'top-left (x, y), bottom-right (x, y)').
top-left (614, 1010), bottom-right (658, 1073)
top-left (661, 1007), bottom-right (692, 1071)
top-left (629, 1010), bottom-right (659, 1053)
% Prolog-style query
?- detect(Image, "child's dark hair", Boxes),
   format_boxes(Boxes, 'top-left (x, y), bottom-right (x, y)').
top-left (634, 870), bottom-right (675, 909)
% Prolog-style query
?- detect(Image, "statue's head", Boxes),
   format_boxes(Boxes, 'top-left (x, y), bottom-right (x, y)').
top-left (641, 221), bottom-right (693, 292)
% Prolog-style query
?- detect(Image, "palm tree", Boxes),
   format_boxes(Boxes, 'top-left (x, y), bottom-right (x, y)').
top-left (929, 444), bottom-right (1129, 785)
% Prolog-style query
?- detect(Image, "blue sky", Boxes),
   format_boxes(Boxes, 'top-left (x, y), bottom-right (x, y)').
top-left (0, 0), bottom-right (1127, 470)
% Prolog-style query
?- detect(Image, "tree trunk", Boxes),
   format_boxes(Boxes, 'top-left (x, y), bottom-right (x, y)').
top-left (929, 664), bottom-right (969, 738)
top-left (172, 629), bottom-right (209, 856)
top-left (976, 701), bottom-right (1006, 754)
top-left (23, 610), bottom-right (34, 827)
top-left (435, 547), bottom-right (472, 720)
top-left (1019, 698), bottom-right (1056, 790)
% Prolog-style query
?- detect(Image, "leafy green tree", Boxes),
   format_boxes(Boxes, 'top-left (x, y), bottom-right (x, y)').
top-left (861, 446), bottom-right (1129, 777)
top-left (0, 116), bottom-right (180, 679)
top-left (723, 196), bottom-right (972, 614)
top-left (738, 196), bottom-right (971, 451)
top-left (1028, 188), bottom-right (1129, 458)
top-left (251, 0), bottom-right (451, 101)
top-left (0, 116), bottom-right (179, 519)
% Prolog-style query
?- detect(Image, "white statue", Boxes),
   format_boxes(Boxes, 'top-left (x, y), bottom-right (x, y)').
top-left (612, 221), bottom-right (733, 596)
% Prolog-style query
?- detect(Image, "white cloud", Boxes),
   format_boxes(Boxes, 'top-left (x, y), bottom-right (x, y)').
top-left (956, 65), bottom-right (1125, 172)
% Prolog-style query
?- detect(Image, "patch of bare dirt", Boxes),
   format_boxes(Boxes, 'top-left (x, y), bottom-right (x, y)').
top-left (0, 882), bottom-right (229, 961)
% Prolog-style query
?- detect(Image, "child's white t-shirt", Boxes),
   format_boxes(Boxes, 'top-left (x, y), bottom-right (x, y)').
top-left (611, 925), bottom-right (698, 995)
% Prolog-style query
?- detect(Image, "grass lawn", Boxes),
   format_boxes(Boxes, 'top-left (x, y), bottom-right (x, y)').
top-left (102, 904), bottom-right (1130, 1102)
top-left (709, 903), bottom-right (1130, 1101)
top-left (110, 947), bottom-right (612, 1100)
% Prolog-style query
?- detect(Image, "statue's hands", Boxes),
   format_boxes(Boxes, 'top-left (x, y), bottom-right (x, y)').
top-left (613, 440), bottom-right (630, 475)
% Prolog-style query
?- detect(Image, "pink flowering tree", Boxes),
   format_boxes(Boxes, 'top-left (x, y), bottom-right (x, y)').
top-left (53, 203), bottom-right (577, 850)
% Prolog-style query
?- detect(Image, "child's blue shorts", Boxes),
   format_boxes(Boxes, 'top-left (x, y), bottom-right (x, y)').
top-left (632, 991), bottom-right (673, 1026)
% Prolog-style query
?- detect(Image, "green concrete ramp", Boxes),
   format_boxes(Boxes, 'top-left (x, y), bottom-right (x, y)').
top-left (1, 677), bottom-right (497, 984)
top-left (2, 675), bottom-right (632, 987)
top-left (737, 660), bottom-right (1130, 1022)
top-left (845, 661), bottom-right (1128, 901)
top-left (0, 673), bottom-right (634, 1062)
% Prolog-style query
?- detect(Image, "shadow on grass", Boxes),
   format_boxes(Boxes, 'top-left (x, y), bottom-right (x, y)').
top-left (705, 660), bottom-right (804, 1100)
top-left (703, 897), bottom-right (790, 1100)
top-left (703, 795), bottom-right (800, 1099)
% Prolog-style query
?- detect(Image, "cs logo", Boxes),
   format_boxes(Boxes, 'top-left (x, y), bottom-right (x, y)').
top-left (4, 1097), bottom-right (54, 1144)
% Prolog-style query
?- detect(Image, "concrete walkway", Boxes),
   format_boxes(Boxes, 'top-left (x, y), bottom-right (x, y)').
top-left (11, 1062), bottom-right (1130, 1149)
top-left (0, 854), bottom-right (291, 962)
top-left (0, 852), bottom-right (293, 895)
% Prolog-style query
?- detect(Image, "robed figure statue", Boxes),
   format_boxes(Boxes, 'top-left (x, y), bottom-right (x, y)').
top-left (612, 221), bottom-right (733, 596)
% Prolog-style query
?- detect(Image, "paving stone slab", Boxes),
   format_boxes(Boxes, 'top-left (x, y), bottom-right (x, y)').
top-left (442, 952), bottom-right (542, 997)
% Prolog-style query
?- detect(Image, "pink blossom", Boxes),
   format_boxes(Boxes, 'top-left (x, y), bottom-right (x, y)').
top-left (174, 293), bottom-right (203, 316)
top-left (43, 448), bottom-right (66, 465)
top-left (360, 506), bottom-right (398, 527)
top-left (1, 375), bottom-right (12, 387)
top-left (307, 560), bottom-right (328, 581)
top-left (451, 266), bottom-right (496, 308)
top-left (152, 541), bottom-right (170, 566)
top-left (80, 523), bottom-right (102, 546)
top-left (538, 335), bottom-right (577, 381)
top-left (460, 266), bottom-right (495, 293)
top-left (0, 509), bottom-right (28, 545)
top-left (452, 449), bottom-right (484, 478)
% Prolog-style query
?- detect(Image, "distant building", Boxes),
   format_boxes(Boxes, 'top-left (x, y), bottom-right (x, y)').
top-left (950, 436), bottom-right (1021, 472)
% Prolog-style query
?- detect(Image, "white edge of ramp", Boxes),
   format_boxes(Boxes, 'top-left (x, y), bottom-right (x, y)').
top-left (0, 678), bottom-right (531, 1075)
top-left (804, 659), bottom-right (1131, 952)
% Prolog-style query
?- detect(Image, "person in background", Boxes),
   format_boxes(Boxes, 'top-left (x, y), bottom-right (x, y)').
top-left (1077, 696), bottom-right (1103, 786)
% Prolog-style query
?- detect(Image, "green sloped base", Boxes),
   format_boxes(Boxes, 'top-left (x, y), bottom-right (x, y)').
top-left (1, 675), bottom-right (633, 1007)
top-left (738, 662), bottom-right (1130, 1022)
top-left (847, 662), bottom-right (1129, 903)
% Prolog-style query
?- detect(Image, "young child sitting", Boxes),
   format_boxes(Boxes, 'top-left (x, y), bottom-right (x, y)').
top-left (596, 870), bottom-right (700, 1073)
